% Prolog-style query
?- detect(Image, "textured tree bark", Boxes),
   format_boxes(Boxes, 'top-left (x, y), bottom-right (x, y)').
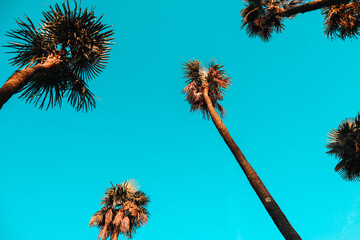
top-left (0, 54), bottom-right (61, 110)
top-left (202, 85), bottom-right (301, 240)
top-left (279, 0), bottom-right (350, 17)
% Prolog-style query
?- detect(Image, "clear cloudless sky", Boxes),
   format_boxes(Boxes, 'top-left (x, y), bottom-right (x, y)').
top-left (1, 0), bottom-right (360, 239)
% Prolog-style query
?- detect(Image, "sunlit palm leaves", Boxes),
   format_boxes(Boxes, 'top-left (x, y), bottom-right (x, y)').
top-left (326, 114), bottom-right (360, 181)
top-left (182, 59), bottom-right (231, 118)
top-left (5, 0), bottom-right (113, 111)
top-left (241, 0), bottom-right (302, 41)
top-left (90, 180), bottom-right (150, 240)
top-left (323, 1), bottom-right (360, 39)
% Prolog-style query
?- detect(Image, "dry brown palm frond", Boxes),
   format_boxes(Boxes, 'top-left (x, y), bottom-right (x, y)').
top-left (98, 226), bottom-right (108, 240)
top-left (90, 209), bottom-right (106, 227)
top-left (120, 216), bottom-right (130, 234)
top-left (138, 213), bottom-right (148, 225)
top-left (113, 210), bottom-right (125, 227)
top-left (122, 201), bottom-right (141, 217)
top-left (105, 208), bottom-right (113, 225)
top-left (110, 230), bottom-right (120, 240)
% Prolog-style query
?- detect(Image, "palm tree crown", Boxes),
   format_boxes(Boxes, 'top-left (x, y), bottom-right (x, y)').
top-left (90, 180), bottom-right (150, 240)
top-left (5, 0), bottom-right (114, 111)
top-left (182, 59), bottom-right (231, 118)
top-left (241, 0), bottom-right (303, 41)
top-left (326, 114), bottom-right (360, 181)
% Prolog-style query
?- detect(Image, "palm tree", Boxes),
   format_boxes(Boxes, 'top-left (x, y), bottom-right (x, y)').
top-left (326, 114), bottom-right (360, 181)
top-left (90, 180), bottom-right (150, 240)
top-left (182, 59), bottom-right (301, 240)
top-left (241, 0), bottom-right (357, 41)
top-left (0, 0), bottom-right (114, 111)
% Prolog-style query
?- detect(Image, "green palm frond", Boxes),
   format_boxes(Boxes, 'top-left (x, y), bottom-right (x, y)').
top-left (326, 115), bottom-right (360, 181)
top-left (5, 0), bottom-right (114, 112)
top-left (241, 0), bottom-right (302, 41)
top-left (90, 180), bottom-right (150, 240)
top-left (323, 1), bottom-right (360, 39)
top-left (182, 59), bottom-right (231, 119)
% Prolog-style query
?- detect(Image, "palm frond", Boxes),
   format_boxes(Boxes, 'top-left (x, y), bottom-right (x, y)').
top-left (326, 114), bottom-right (360, 181)
top-left (323, 1), bottom-right (360, 39)
top-left (18, 64), bottom-right (71, 110)
top-left (5, 15), bottom-right (53, 68)
top-left (42, 0), bottom-right (114, 81)
top-left (66, 78), bottom-right (96, 112)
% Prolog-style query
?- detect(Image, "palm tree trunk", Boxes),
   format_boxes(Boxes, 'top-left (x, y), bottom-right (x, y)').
top-left (280, 0), bottom-right (350, 17)
top-left (0, 54), bottom-right (61, 110)
top-left (202, 85), bottom-right (301, 240)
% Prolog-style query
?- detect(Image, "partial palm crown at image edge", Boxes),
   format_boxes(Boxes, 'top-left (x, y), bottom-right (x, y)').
top-left (0, 0), bottom-right (114, 111)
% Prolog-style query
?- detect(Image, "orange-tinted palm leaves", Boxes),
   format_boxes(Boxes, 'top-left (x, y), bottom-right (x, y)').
top-left (182, 59), bottom-right (231, 118)
top-left (90, 180), bottom-right (150, 239)
top-left (323, 1), bottom-right (360, 39)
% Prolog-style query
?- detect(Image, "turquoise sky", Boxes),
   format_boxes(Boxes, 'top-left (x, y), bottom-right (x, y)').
top-left (1, 0), bottom-right (360, 239)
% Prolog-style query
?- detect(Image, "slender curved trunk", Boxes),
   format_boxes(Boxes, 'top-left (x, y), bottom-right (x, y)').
top-left (279, 0), bottom-right (350, 17)
top-left (0, 54), bottom-right (61, 110)
top-left (202, 85), bottom-right (301, 240)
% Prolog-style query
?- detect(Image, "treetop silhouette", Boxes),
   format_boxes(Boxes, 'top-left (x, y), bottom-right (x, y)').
top-left (0, 0), bottom-right (114, 111)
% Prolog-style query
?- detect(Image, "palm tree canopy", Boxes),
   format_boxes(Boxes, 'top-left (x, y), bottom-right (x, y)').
top-left (241, 0), bottom-right (360, 41)
top-left (241, 0), bottom-right (303, 41)
top-left (326, 114), bottom-right (360, 181)
top-left (90, 180), bottom-right (150, 240)
top-left (182, 59), bottom-right (231, 119)
top-left (5, 0), bottom-right (114, 111)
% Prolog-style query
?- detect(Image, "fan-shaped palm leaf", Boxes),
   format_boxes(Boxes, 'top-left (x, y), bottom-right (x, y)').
top-left (90, 180), bottom-right (150, 240)
top-left (326, 114), bottom-right (360, 181)
top-left (42, 0), bottom-right (114, 81)
top-left (5, 16), bottom-right (52, 68)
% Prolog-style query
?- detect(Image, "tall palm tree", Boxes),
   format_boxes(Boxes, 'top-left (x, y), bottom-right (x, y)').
top-left (182, 59), bottom-right (301, 240)
top-left (90, 180), bottom-right (150, 240)
top-left (241, 0), bottom-right (356, 41)
top-left (326, 114), bottom-right (360, 181)
top-left (0, 0), bottom-right (114, 111)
